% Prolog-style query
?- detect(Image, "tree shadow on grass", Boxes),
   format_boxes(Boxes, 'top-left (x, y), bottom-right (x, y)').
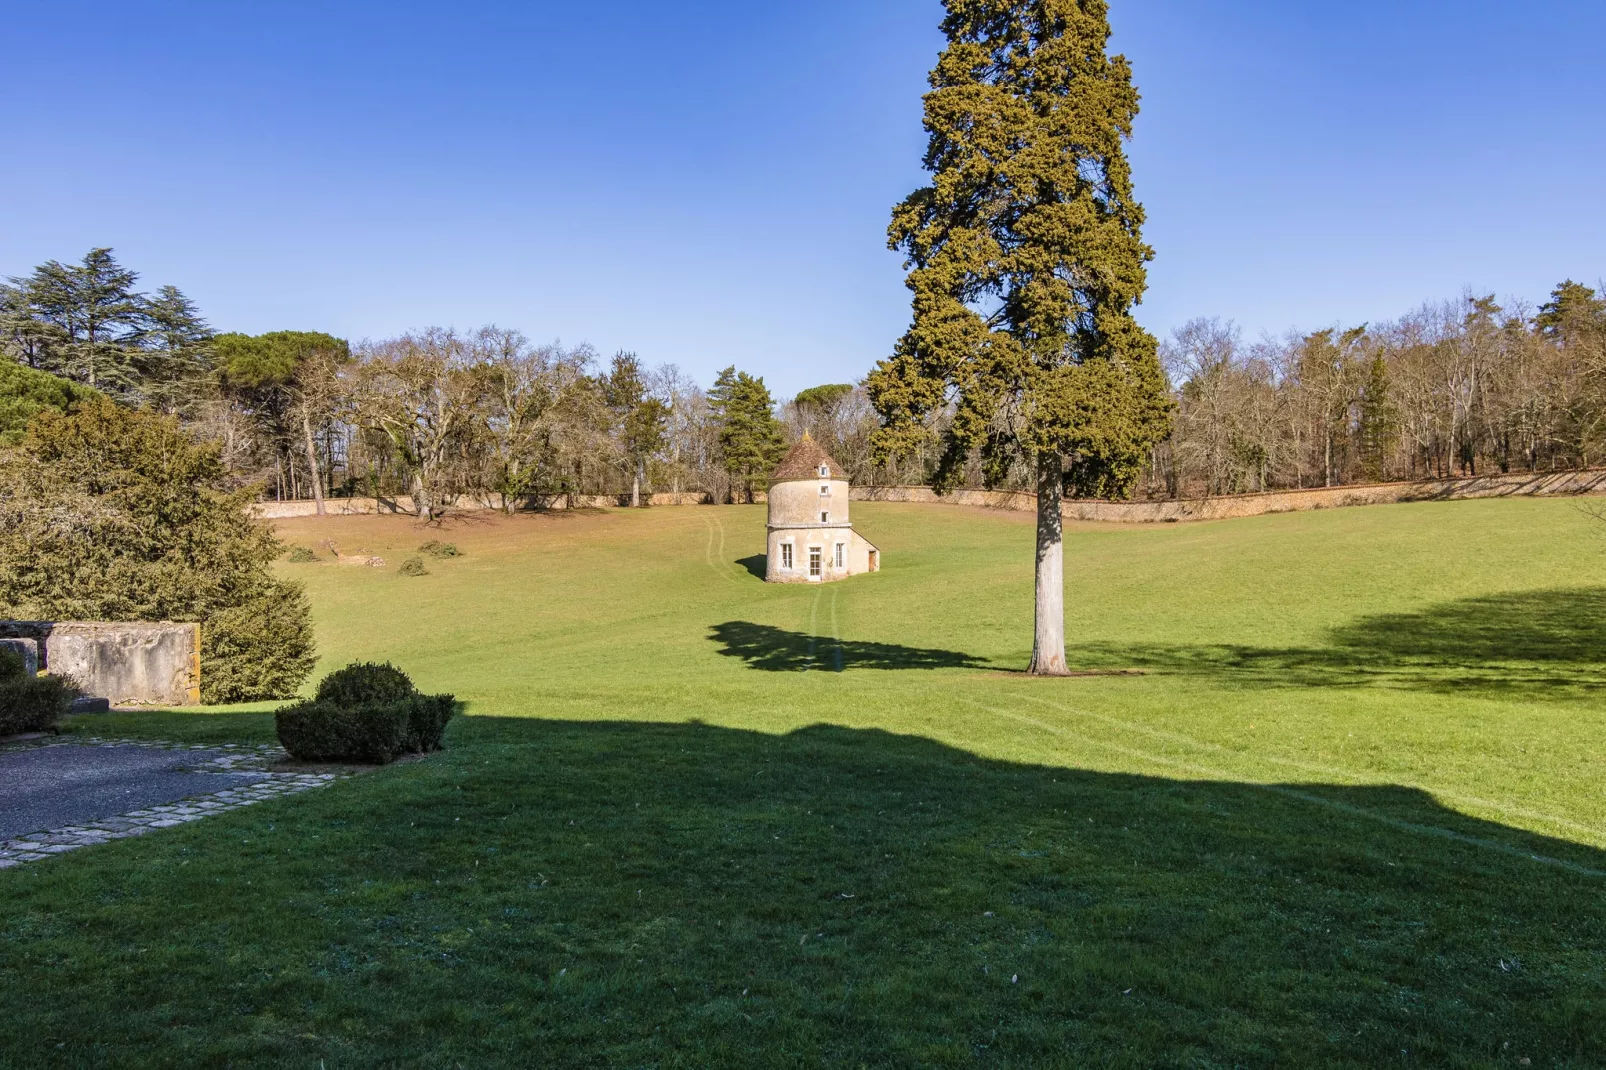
top-left (6, 715), bottom-right (1602, 1066)
top-left (1077, 587), bottom-right (1606, 701)
top-left (709, 620), bottom-right (987, 672)
top-left (735, 555), bottom-right (767, 581)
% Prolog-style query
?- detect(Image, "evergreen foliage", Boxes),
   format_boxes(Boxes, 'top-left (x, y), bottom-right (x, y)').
top-left (604, 351), bottom-right (670, 505)
top-left (0, 361), bottom-right (98, 445)
top-left (0, 397), bottom-right (315, 703)
top-left (793, 384), bottom-right (855, 416)
top-left (398, 556), bottom-right (429, 576)
top-left (316, 661), bottom-right (417, 708)
top-left (709, 366), bottom-right (783, 501)
top-left (2, 248), bottom-right (212, 409)
top-left (277, 661), bottom-right (455, 763)
top-left (1536, 280), bottom-right (1606, 347)
top-left (867, 0), bottom-right (1172, 497)
top-left (868, 0), bottom-right (1171, 674)
top-left (0, 645), bottom-right (79, 736)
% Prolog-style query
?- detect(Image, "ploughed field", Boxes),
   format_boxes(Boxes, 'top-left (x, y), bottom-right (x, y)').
top-left (4, 499), bottom-right (1605, 1066)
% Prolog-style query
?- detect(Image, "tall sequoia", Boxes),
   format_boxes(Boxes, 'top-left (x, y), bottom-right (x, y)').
top-left (868, 0), bottom-right (1171, 675)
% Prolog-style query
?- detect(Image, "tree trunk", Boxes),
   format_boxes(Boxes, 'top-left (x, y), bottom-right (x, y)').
top-left (301, 413), bottom-right (326, 516)
top-left (632, 458), bottom-right (642, 508)
top-left (1028, 453), bottom-right (1069, 676)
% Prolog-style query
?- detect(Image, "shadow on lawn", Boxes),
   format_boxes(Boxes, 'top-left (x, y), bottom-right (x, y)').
top-left (4, 714), bottom-right (1604, 1065)
top-left (1077, 586), bottom-right (1606, 700)
top-left (709, 620), bottom-right (986, 672)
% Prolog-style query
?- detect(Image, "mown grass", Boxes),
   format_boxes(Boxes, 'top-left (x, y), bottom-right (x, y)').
top-left (7, 498), bottom-right (1606, 1066)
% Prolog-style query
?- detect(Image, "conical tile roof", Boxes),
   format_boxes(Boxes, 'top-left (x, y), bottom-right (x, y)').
top-left (770, 435), bottom-right (845, 483)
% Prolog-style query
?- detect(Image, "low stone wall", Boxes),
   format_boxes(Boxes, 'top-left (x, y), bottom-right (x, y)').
top-left (0, 622), bottom-right (201, 707)
top-left (0, 637), bottom-right (39, 676)
top-left (252, 468), bottom-right (1606, 525)
top-left (856, 468), bottom-right (1606, 523)
top-left (251, 490), bottom-right (734, 519)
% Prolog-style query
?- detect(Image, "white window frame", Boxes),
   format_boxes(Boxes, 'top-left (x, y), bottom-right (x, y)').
top-left (820, 484), bottom-right (831, 496)
top-left (820, 511), bottom-right (829, 524)
top-left (780, 541), bottom-right (794, 570)
top-left (834, 542), bottom-right (845, 569)
top-left (818, 464), bottom-right (830, 477)
top-left (808, 545), bottom-right (822, 580)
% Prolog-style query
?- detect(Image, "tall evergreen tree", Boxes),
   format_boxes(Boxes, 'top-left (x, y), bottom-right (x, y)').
top-left (1536, 280), bottom-right (1606, 348)
top-left (868, 0), bottom-right (1172, 674)
top-left (604, 351), bottom-right (669, 506)
top-left (15, 248), bottom-right (145, 393)
top-left (709, 366), bottom-right (783, 503)
top-left (137, 285), bottom-right (215, 415)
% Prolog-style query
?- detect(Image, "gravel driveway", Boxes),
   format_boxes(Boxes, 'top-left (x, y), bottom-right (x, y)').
top-left (0, 743), bottom-right (269, 841)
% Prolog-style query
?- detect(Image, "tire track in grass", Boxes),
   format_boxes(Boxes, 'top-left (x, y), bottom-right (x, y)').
top-left (957, 696), bottom-right (1604, 876)
top-left (700, 514), bottom-right (740, 584)
top-left (1008, 690), bottom-right (1606, 846)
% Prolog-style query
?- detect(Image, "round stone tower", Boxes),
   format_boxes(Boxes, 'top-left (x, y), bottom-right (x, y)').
top-left (765, 436), bottom-right (880, 583)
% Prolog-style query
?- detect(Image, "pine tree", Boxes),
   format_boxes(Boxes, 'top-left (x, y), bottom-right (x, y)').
top-left (16, 248), bottom-right (145, 393)
top-left (1536, 280), bottom-right (1606, 348)
top-left (867, 0), bottom-right (1172, 674)
top-left (1356, 355), bottom-right (1396, 483)
top-left (604, 351), bottom-right (669, 506)
top-left (709, 366), bottom-right (783, 503)
top-left (215, 331), bottom-right (350, 515)
top-left (137, 285), bottom-right (215, 415)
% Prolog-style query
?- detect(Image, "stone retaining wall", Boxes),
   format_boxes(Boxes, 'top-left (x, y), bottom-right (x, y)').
top-left (0, 622), bottom-right (201, 706)
top-left (253, 468), bottom-right (1606, 525)
top-left (251, 491), bottom-right (734, 519)
top-left (859, 469), bottom-right (1606, 522)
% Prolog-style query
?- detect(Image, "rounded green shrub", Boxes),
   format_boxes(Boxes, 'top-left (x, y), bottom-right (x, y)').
top-left (0, 671), bottom-right (79, 736)
top-left (398, 556), bottom-right (429, 576)
top-left (277, 662), bottom-right (456, 764)
top-left (315, 661), bottom-right (415, 707)
top-left (286, 545), bottom-right (318, 563)
top-left (418, 540), bottom-right (461, 558)
top-left (275, 700), bottom-right (412, 764)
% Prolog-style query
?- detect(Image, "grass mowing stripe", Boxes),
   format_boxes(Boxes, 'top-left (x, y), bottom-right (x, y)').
top-left (1011, 690), bottom-right (1606, 844)
top-left (966, 696), bottom-right (1606, 877)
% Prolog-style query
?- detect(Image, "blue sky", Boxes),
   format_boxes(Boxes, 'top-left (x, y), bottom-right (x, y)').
top-left (4, 1), bottom-right (1603, 397)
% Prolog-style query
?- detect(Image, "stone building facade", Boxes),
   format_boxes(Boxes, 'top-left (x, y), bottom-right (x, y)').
top-left (765, 438), bottom-right (880, 583)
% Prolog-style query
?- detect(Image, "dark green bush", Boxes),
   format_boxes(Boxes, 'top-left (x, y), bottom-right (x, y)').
top-left (275, 661), bottom-right (456, 763)
top-left (275, 699), bottom-right (412, 763)
top-left (398, 556), bottom-right (428, 576)
top-left (316, 661), bottom-right (415, 707)
top-left (418, 540), bottom-right (461, 558)
top-left (201, 581), bottom-right (318, 704)
top-left (405, 693), bottom-right (457, 753)
top-left (0, 670), bottom-right (78, 736)
top-left (286, 545), bottom-right (318, 563)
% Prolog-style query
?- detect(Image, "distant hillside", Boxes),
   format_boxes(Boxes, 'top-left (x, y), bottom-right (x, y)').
top-left (0, 360), bottom-right (99, 444)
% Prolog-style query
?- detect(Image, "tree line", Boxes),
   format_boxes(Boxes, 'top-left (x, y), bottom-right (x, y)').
top-left (1, 248), bottom-right (920, 515)
top-left (6, 249), bottom-right (1604, 513)
top-left (1153, 281), bottom-right (1606, 498)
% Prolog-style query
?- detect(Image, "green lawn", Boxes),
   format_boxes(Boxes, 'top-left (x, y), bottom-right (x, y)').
top-left (4, 499), bottom-right (1605, 1066)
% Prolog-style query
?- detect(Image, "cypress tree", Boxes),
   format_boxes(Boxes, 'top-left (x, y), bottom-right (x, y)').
top-left (868, 0), bottom-right (1172, 674)
top-left (709, 366), bottom-right (784, 503)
